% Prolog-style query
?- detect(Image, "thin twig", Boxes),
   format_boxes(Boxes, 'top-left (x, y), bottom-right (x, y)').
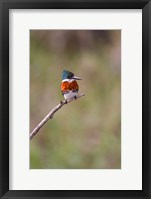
top-left (30, 93), bottom-right (85, 140)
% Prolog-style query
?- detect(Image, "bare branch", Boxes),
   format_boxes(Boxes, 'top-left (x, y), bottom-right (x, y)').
top-left (30, 93), bottom-right (85, 140)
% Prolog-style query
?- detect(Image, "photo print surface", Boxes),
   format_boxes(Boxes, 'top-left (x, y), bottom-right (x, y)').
top-left (30, 30), bottom-right (121, 169)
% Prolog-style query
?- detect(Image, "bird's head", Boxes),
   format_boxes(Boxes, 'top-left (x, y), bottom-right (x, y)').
top-left (62, 70), bottom-right (81, 81)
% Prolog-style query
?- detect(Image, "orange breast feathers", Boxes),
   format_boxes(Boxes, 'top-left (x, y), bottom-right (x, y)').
top-left (61, 81), bottom-right (79, 93)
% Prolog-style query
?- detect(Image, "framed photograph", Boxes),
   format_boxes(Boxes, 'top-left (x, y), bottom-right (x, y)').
top-left (0, 0), bottom-right (150, 198)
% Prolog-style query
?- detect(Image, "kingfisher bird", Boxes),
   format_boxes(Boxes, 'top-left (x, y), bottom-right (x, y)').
top-left (61, 70), bottom-right (82, 100)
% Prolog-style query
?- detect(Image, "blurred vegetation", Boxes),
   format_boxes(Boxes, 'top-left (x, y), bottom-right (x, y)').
top-left (30, 30), bottom-right (121, 169)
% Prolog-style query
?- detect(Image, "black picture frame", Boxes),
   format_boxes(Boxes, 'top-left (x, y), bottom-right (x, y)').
top-left (0, 0), bottom-right (150, 198)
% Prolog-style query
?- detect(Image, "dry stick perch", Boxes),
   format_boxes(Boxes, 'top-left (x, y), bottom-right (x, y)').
top-left (30, 93), bottom-right (85, 140)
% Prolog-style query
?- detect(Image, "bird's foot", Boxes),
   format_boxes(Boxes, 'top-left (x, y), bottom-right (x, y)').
top-left (60, 100), bottom-right (63, 104)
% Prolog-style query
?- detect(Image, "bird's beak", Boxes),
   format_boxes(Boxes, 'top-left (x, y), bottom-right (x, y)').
top-left (72, 75), bottom-right (82, 80)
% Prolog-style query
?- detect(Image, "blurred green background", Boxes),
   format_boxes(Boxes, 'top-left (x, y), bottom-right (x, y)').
top-left (30, 30), bottom-right (121, 169)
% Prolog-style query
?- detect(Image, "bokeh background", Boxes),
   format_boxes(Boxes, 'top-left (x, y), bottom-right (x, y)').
top-left (30, 30), bottom-right (121, 169)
